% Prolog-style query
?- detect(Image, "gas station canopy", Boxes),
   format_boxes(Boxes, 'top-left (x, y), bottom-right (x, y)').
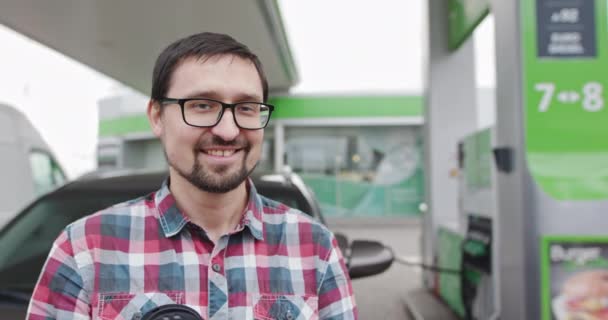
top-left (0, 0), bottom-right (299, 96)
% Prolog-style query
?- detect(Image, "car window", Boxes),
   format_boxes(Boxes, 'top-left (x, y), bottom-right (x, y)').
top-left (0, 191), bottom-right (145, 286)
top-left (29, 151), bottom-right (66, 196)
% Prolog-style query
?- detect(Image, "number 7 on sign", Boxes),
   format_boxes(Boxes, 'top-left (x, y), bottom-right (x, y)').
top-left (534, 82), bottom-right (555, 112)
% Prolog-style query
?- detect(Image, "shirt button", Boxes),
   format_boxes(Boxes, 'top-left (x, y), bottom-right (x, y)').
top-left (212, 263), bottom-right (222, 272)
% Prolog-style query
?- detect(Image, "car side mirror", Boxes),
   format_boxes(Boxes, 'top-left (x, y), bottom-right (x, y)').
top-left (347, 239), bottom-right (394, 279)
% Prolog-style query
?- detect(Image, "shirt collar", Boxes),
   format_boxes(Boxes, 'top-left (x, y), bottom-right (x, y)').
top-left (241, 179), bottom-right (265, 240)
top-left (154, 178), bottom-right (265, 240)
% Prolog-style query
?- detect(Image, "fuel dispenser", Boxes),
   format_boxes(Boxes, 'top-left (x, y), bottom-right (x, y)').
top-left (433, 128), bottom-right (498, 320)
top-left (418, 0), bottom-right (608, 319)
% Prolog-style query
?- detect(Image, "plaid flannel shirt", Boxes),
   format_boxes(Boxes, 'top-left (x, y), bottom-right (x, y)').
top-left (27, 179), bottom-right (357, 320)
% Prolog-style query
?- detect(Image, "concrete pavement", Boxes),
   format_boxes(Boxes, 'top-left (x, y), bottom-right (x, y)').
top-left (329, 219), bottom-right (422, 320)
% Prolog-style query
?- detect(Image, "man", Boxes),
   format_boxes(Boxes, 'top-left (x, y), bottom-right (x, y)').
top-left (27, 32), bottom-right (357, 319)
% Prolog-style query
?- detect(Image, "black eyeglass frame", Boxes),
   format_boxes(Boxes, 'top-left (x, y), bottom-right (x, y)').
top-left (159, 97), bottom-right (275, 130)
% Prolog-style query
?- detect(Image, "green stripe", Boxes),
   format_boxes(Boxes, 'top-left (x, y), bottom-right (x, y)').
top-left (269, 95), bottom-right (423, 118)
top-left (99, 114), bottom-right (151, 137)
top-left (99, 95), bottom-right (424, 137)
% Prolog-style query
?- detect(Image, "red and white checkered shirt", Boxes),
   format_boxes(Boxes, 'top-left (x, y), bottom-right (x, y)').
top-left (27, 179), bottom-right (357, 320)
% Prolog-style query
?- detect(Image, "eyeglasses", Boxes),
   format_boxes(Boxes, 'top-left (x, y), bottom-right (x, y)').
top-left (160, 98), bottom-right (274, 130)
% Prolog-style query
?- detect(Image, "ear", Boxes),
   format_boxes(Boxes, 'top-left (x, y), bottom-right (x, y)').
top-left (147, 99), bottom-right (163, 137)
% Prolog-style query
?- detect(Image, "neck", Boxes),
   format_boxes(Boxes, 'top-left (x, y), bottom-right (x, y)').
top-left (168, 168), bottom-right (248, 243)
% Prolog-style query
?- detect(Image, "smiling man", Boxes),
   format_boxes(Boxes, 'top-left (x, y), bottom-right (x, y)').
top-left (26, 32), bottom-right (357, 320)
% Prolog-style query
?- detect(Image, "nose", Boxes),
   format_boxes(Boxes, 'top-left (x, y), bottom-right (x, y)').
top-left (210, 109), bottom-right (240, 141)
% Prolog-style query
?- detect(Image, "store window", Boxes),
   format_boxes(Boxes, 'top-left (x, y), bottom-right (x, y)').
top-left (29, 151), bottom-right (66, 196)
top-left (97, 142), bottom-right (120, 169)
top-left (285, 126), bottom-right (424, 217)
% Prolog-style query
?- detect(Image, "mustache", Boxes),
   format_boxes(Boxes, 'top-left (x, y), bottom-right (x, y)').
top-left (196, 135), bottom-right (250, 150)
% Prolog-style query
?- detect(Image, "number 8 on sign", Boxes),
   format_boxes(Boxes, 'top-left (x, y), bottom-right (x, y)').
top-left (582, 82), bottom-right (604, 112)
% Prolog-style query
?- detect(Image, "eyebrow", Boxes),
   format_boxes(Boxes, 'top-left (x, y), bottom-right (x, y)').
top-left (182, 90), bottom-right (263, 102)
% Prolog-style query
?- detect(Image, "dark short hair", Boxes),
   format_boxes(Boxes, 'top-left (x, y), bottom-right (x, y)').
top-left (151, 32), bottom-right (268, 102)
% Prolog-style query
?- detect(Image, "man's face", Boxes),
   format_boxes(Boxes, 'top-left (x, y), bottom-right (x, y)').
top-left (150, 55), bottom-right (265, 193)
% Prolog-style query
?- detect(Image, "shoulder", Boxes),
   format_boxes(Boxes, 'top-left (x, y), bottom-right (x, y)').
top-left (259, 194), bottom-right (326, 228)
top-left (258, 194), bottom-right (334, 252)
top-left (63, 193), bottom-right (153, 241)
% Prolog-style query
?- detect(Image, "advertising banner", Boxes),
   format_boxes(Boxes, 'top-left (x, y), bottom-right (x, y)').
top-left (541, 236), bottom-right (608, 319)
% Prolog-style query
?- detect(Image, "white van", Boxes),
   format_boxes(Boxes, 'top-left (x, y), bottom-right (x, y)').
top-left (0, 103), bottom-right (66, 226)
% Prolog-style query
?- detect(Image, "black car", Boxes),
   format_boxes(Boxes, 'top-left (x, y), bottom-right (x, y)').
top-left (0, 169), bottom-right (393, 318)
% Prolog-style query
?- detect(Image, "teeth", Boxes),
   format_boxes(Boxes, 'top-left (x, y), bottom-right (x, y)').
top-left (206, 149), bottom-right (236, 157)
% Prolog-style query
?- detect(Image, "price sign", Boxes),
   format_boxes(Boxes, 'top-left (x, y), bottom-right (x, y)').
top-left (536, 0), bottom-right (596, 58)
top-left (523, 0), bottom-right (608, 200)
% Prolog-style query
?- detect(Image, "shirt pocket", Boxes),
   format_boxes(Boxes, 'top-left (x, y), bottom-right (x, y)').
top-left (253, 294), bottom-right (319, 320)
top-left (97, 291), bottom-right (184, 320)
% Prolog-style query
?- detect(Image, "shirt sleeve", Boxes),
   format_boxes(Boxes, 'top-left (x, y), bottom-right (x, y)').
top-left (26, 228), bottom-right (91, 320)
top-left (318, 235), bottom-right (358, 320)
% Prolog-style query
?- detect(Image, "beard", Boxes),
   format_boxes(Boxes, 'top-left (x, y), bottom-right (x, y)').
top-left (167, 135), bottom-right (257, 193)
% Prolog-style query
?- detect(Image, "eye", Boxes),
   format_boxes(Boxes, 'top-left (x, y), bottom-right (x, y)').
top-left (194, 103), bottom-right (213, 110)
top-left (186, 100), bottom-right (219, 112)
top-left (236, 103), bottom-right (260, 113)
